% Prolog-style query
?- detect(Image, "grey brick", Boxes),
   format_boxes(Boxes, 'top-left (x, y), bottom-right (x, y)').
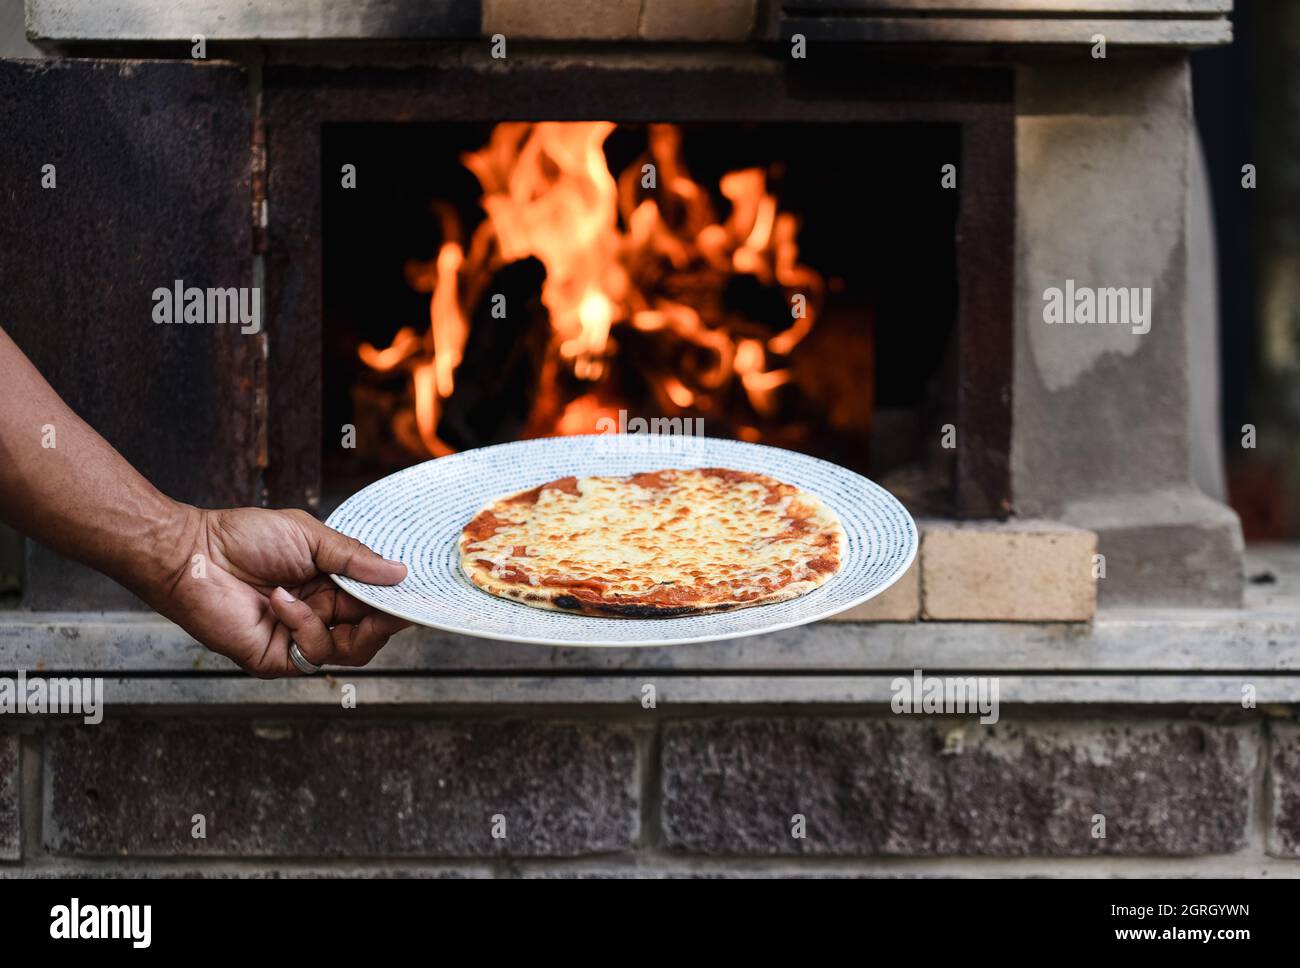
top-left (660, 718), bottom-right (1257, 856)
top-left (0, 734), bottom-right (17, 859)
top-left (45, 720), bottom-right (637, 857)
top-left (2, 866), bottom-right (488, 879)
top-left (1267, 722), bottom-right (1300, 857)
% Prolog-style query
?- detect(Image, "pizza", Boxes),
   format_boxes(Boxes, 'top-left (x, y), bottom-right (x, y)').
top-left (459, 467), bottom-right (844, 617)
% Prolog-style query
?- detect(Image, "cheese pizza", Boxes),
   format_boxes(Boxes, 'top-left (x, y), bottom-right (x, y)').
top-left (459, 467), bottom-right (844, 617)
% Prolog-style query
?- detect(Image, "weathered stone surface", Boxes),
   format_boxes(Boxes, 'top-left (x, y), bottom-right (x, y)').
top-left (0, 734), bottom-right (18, 860)
top-left (0, 0), bottom-right (40, 57)
top-left (780, 16), bottom-right (1229, 46)
top-left (660, 718), bottom-right (1256, 856)
top-left (1, 865), bottom-right (487, 878)
top-left (0, 59), bottom-right (257, 609)
top-left (828, 560), bottom-right (919, 622)
top-left (920, 520), bottom-right (1096, 621)
top-left (45, 720), bottom-right (638, 857)
top-left (1061, 488), bottom-right (1243, 608)
top-left (483, 0), bottom-right (640, 39)
top-left (640, 0), bottom-right (755, 41)
top-left (1011, 58), bottom-right (1242, 607)
top-left (1267, 722), bottom-right (1300, 858)
top-left (26, 0), bottom-right (479, 42)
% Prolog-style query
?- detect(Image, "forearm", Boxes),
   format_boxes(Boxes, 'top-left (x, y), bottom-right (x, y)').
top-left (0, 325), bottom-right (195, 603)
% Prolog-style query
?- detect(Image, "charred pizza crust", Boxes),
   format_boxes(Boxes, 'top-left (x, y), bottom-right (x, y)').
top-left (459, 467), bottom-right (844, 617)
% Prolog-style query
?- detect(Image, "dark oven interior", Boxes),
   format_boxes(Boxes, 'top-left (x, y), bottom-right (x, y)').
top-left (260, 63), bottom-right (1013, 519)
top-left (321, 120), bottom-right (961, 509)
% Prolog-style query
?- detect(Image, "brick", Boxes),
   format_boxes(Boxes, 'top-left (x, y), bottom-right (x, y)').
top-left (1267, 722), bottom-right (1300, 858)
top-left (0, 866), bottom-right (488, 879)
top-left (45, 720), bottom-right (638, 857)
top-left (660, 718), bottom-right (1256, 856)
top-left (0, 734), bottom-right (17, 860)
top-left (921, 520), bottom-right (1097, 621)
top-left (482, 0), bottom-right (640, 40)
top-left (828, 560), bottom-right (919, 622)
top-left (640, 0), bottom-right (755, 41)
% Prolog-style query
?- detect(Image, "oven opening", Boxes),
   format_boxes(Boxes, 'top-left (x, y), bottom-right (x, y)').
top-left (321, 121), bottom-right (960, 512)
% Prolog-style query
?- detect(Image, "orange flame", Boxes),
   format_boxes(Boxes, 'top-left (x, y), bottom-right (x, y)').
top-left (360, 122), bottom-right (824, 455)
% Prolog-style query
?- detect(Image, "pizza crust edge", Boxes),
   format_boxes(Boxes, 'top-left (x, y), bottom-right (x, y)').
top-left (464, 568), bottom-right (831, 618)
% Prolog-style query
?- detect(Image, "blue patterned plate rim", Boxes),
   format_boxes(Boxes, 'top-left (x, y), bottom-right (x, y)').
top-left (325, 434), bottom-right (917, 647)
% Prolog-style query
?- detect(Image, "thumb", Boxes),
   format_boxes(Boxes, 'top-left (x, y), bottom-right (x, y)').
top-left (298, 514), bottom-right (407, 586)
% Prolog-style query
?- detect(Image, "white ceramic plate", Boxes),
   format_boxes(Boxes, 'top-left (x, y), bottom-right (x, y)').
top-left (326, 434), bottom-right (917, 647)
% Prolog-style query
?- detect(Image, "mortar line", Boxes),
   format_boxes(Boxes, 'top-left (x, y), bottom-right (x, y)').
top-left (1258, 717), bottom-right (1277, 857)
top-left (18, 731), bottom-right (42, 863)
top-left (634, 714), bottom-right (661, 851)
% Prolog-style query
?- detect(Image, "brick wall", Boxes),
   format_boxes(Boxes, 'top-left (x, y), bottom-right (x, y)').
top-left (4, 710), bottom-right (1300, 876)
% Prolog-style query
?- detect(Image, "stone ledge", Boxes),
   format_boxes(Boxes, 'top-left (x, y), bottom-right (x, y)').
top-left (1, 549), bottom-right (1296, 680)
top-left (777, 17), bottom-right (1230, 47)
top-left (47, 674), bottom-right (1300, 707)
top-left (6, 603), bottom-right (1300, 676)
top-left (24, 0), bottom-right (1230, 46)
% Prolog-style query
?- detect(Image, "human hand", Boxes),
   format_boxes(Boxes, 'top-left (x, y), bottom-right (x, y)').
top-left (0, 324), bottom-right (407, 676)
top-left (158, 506), bottom-right (410, 678)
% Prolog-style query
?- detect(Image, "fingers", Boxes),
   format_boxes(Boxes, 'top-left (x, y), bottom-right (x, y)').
top-left (269, 586), bottom-right (334, 670)
top-left (298, 582), bottom-right (396, 628)
top-left (325, 588), bottom-right (388, 626)
top-left (294, 511), bottom-right (407, 586)
top-left (268, 586), bottom-right (410, 671)
top-left (328, 610), bottom-right (411, 668)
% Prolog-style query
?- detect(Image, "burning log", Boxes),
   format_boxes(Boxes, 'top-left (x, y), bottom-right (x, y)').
top-left (437, 257), bottom-right (549, 451)
top-left (357, 121), bottom-right (832, 460)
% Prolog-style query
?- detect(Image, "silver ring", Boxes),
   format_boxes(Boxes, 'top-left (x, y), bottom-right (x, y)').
top-left (289, 641), bottom-right (322, 675)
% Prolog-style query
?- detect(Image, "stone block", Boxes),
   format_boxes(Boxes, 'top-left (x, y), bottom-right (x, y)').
top-left (827, 559), bottom-right (919, 622)
top-left (921, 520), bottom-right (1096, 621)
top-left (483, 0), bottom-right (641, 40)
top-left (639, 0), bottom-right (755, 41)
top-left (1267, 722), bottom-right (1300, 858)
top-left (45, 719), bottom-right (639, 857)
top-left (660, 717), bottom-right (1256, 856)
top-left (1061, 489), bottom-right (1243, 608)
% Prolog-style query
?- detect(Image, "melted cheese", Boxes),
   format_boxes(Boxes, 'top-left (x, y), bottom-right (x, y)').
top-left (459, 468), bottom-right (844, 616)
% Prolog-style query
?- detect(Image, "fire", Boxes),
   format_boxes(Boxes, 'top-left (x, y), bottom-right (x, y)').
top-left (552, 394), bottom-right (619, 437)
top-left (358, 122), bottom-right (824, 456)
